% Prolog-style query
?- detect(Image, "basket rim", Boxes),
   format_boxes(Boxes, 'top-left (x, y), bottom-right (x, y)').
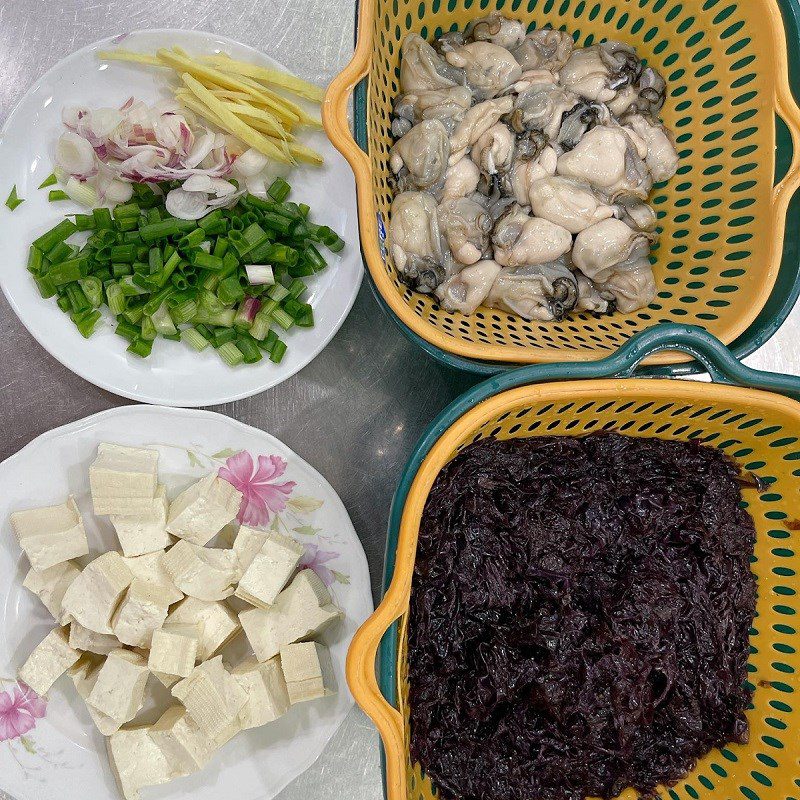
top-left (324, 0), bottom-right (800, 368)
top-left (343, 325), bottom-right (800, 800)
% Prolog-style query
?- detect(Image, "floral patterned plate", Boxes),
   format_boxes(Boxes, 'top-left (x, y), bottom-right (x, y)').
top-left (0, 406), bottom-right (373, 800)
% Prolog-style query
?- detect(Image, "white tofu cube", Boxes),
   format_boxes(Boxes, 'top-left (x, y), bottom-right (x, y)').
top-left (122, 550), bottom-right (183, 604)
top-left (86, 648), bottom-right (150, 725)
top-left (18, 626), bottom-right (81, 696)
top-left (280, 642), bottom-right (337, 703)
top-left (152, 671), bottom-right (181, 689)
top-left (239, 570), bottom-right (343, 662)
top-left (69, 620), bottom-right (119, 655)
top-left (148, 625), bottom-right (199, 678)
top-left (107, 726), bottom-right (176, 800)
top-left (90, 443), bottom-right (159, 515)
top-left (111, 485), bottom-right (171, 558)
top-left (235, 532), bottom-right (304, 609)
top-left (232, 656), bottom-right (290, 728)
top-left (232, 525), bottom-right (269, 572)
top-left (112, 579), bottom-right (174, 648)
top-left (23, 560), bottom-right (81, 623)
top-left (165, 597), bottom-right (240, 662)
top-left (163, 540), bottom-right (240, 601)
top-left (171, 656), bottom-right (247, 743)
top-left (148, 706), bottom-right (216, 774)
top-left (61, 552), bottom-right (132, 635)
top-left (11, 496), bottom-right (89, 571)
top-left (166, 474), bottom-right (242, 546)
top-left (69, 655), bottom-right (121, 735)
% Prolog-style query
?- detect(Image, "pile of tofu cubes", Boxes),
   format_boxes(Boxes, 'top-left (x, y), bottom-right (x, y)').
top-left (11, 444), bottom-right (343, 800)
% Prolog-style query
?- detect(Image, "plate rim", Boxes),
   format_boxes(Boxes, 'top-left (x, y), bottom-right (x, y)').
top-left (0, 27), bottom-right (363, 407)
top-left (0, 403), bottom-right (374, 799)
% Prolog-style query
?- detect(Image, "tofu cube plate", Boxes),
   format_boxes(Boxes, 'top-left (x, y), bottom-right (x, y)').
top-left (0, 405), bottom-right (372, 800)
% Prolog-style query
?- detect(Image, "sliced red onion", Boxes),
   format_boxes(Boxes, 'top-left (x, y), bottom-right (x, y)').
top-left (165, 188), bottom-right (211, 220)
top-left (245, 264), bottom-right (275, 285)
top-left (182, 174), bottom-right (215, 193)
top-left (245, 175), bottom-right (268, 198)
top-left (232, 148), bottom-right (269, 178)
top-left (119, 97), bottom-right (134, 111)
top-left (104, 179), bottom-right (134, 203)
top-left (62, 105), bottom-right (89, 129)
top-left (56, 131), bottom-right (96, 178)
top-left (208, 177), bottom-right (237, 197)
top-left (184, 129), bottom-right (216, 168)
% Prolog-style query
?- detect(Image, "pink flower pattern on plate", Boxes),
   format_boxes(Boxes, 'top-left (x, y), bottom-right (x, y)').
top-left (0, 682), bottom-right (47, 741)
top-left (299, 543), bottom-right (341, 587)
top-left (219, 451), bottom-right (296, 527)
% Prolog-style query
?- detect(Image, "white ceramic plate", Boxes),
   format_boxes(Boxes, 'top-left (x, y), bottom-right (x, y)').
top-left (0, 30), bottom-right (362, 406)
top-left (0, 406), bottom-right (373, 800)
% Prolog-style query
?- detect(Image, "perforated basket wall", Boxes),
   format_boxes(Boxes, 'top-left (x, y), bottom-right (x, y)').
top-left (367, 378), bottom-right (800, 800)
top-left (327, 0), bottom-right (800, 366)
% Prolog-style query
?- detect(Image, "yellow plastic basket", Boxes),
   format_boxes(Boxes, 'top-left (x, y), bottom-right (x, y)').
top-left (348, 325), bottom-right (800, 800)
top-left (324, 0), bottom-right (800, 368)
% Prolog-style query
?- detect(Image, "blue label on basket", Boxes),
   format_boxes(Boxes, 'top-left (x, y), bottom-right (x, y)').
top-left (377, 211), bottom-right (387, 264)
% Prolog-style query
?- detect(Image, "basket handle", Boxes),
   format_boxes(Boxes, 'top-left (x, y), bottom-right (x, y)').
top-left (771, 7), bottom-right (800, 213)
top-left (346, 590), bottom-right (407, 798)
top-left (322, 0), bottom-right (372, 177)
top-left (480, 325), bottom-right (800, 397)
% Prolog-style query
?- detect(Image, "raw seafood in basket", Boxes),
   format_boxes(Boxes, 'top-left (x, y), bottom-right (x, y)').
top-left (10, 443), bottom-right (343, 800)
top-left (387, 14), bottom-right (679, 321)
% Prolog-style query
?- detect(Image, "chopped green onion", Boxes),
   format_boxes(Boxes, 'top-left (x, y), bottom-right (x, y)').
top-left (270, 307), bottom-right (294, 330)
top-left (140, 315), bottom-right (157, 341)
top-left (106, 283), bottom-right (127, 315)
top-left (38, 173), bottom-right (58, 189)
top-left (211, 327), bottom-right (238, 347)
top-left (218, 275), bottom-right (245, 305)
top-left (73, 213), bottom-right (96, 231)
top-left (150, 302), bottom-right (177, 336)
top-left (236, 334), bottom-right (263, 364)
top-left (217, 341), bottom-right (244, 367)
top-left (181, 327), bottom-right (210, 351)
top-left (49, 190), bottom-right (70, 202)
top-left (64, 177), bottom-right (98, 208)
top-left (191, 251), bottom-right (224, 270)
top-left (5, 185), bottom-right (24, 211)
top-left (267, 283), bottom-right (290, 302)
top-left (171, 299), bottom-right (198, 325)
top-left (127, 337), bottom-right (153, 358)
top-left (71, 309), bottom-right (101, 338)
top-left (113, 202), bottom-right (141, 220)
top-left (267, 177), bottom-right (291, 202)
top-left (269, 339), bottom-right (287, 363)
top-left (27, 246), bottom-right (44, 275)
top-left (79, 277), bottom-right (103, 308)
top-left (33, 219), bottom-right (77, 251)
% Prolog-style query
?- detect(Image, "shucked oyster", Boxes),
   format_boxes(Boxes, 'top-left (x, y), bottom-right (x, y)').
top-left (400, 34), bottom-right (466, 94)
top-left (492, 204), bottom-right (572, 267)
top-left (388, 191), bottom-right (447, 293)
top-left (465, 13), bottom-right (526, 50)
top-left (487, 261), bottom-right (579, 321)
top-left (511, 28), bottom-right (574, 72)
top-left (557, 125), bottom-right (653, 200)
top-left (436, 259), bottom-right (503, 314)
top-left (445, 42), bottom-right (522, 100)
top-left (390, 119), bottom-right (451, 194)
top-left (438, 196), bottom-right (494, 265)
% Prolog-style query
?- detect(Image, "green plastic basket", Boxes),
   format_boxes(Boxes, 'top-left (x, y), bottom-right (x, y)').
top-left (345, 0), bottom-right (800, 376)
top-left (348, 324), bottom-right (800, 800)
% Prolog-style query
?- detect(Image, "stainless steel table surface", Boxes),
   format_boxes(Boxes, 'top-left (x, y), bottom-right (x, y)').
top-left (2, 1), bottom-right (800, 798)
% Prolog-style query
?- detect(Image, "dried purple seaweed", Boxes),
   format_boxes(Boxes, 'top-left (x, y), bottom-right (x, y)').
top-left (409, 432), bottom-right (757, 800)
